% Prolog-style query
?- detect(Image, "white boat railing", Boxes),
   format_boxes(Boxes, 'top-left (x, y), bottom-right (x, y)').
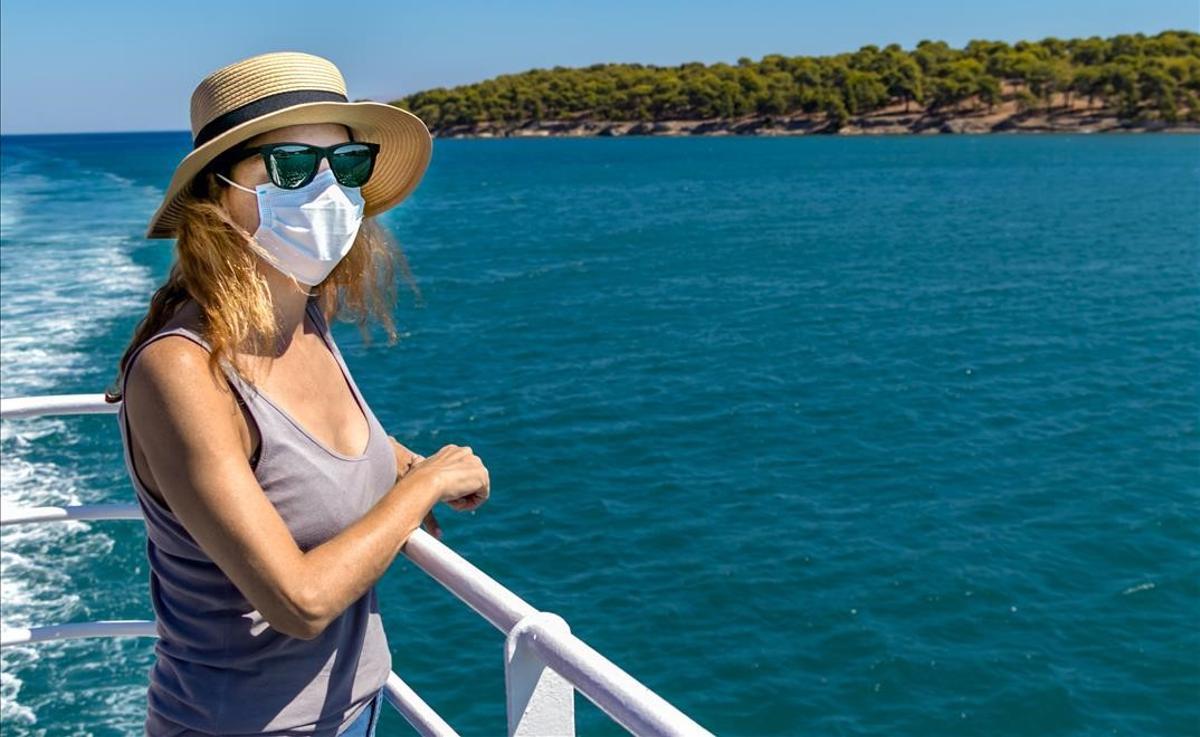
top-left (0, 394), bottom-right (714, 737)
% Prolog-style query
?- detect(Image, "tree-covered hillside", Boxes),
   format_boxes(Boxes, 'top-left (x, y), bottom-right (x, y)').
top-left (391, 30), bottom-right (1200, 130)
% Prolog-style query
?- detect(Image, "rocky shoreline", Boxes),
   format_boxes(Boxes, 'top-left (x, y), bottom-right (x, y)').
top-left (431, 100), bottom-right (1200, 138)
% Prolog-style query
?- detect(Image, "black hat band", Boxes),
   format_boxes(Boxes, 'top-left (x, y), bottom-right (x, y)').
top-left (193, 89), bottom-right (349, 148)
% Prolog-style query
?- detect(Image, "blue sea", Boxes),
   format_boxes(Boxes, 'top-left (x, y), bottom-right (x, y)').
top-left (0, 132), bottom-right (1197, 736)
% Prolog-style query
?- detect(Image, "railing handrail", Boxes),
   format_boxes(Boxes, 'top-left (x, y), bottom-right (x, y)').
top-left (1, 393), bottom-right (117, 419)
top-left (1, 392), bottom-right (715, 736)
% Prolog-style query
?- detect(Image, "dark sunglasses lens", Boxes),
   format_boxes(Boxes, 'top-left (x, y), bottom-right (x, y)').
top-left (268, 145), bottom-right (319, 188)
top-left (329, 144), bottom-right (376, 187)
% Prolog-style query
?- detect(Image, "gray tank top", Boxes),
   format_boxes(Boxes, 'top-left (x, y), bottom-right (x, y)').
top-left (115, 295), bottom-right (398, 735)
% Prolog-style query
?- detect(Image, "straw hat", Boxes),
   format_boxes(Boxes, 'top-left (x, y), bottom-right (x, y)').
top-left (145, 50), bottom-right (432, 239)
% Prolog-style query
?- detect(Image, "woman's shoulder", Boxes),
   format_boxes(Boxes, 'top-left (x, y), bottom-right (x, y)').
top-left (125, 301), bottom-right (220, 397)
top-left (125, 335), bottom-right (222, 412)
top-left (123, 325), bottom-right (242, 452)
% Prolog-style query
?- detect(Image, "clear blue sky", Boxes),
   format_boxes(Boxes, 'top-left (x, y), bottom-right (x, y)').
top-left (2, 0), bottom-right (1196, 134)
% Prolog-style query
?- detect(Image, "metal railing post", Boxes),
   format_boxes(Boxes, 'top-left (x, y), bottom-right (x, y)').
top-left (505, 611), bottom-right (575, 737)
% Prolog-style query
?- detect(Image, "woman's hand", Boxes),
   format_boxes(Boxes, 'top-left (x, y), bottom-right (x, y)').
top-left (408, 444), bottom-right (490, 513)
top-left (388, 436), bottom-right (442, 540)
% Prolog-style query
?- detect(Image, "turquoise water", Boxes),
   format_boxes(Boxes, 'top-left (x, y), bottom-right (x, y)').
top-left (1, 132), bottom-right (1197, 736)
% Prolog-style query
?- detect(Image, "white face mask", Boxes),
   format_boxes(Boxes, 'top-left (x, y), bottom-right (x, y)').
top-left (217, 168), bottom-right (366, 287)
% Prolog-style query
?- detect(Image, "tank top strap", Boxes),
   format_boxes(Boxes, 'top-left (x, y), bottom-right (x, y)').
top-left (305, 297), bottom-right (336, 353)
top-left (304, 296), bottom-right (369, 410)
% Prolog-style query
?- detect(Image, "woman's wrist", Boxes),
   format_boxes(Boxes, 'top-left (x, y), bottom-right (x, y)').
top-left (396, 465), bottom-right (442, 507)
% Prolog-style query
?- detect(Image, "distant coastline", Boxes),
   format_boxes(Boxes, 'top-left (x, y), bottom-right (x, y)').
top-left (430, 99), bottom-right (1200, 138)
top-left (397, 31), bottom-right (1200, 139)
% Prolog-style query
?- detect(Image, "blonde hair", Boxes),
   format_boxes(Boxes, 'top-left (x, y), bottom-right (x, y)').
top-left (104, 168), bottom-right (421, 404)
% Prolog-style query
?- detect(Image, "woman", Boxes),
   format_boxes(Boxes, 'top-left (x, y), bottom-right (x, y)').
top-left (104, 51), bottom-right (490, 736)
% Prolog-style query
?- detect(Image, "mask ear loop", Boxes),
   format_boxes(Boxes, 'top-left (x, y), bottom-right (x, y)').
top-left (216, 171), bottom-right (258, 194)
top-left (214, 171), bottom-right (321, 298)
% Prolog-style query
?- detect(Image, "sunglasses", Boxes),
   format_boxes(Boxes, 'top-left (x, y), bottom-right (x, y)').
top-left (217, 141), bottom-right (380, 190)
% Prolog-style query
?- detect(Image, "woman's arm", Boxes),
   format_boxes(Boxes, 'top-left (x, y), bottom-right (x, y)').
top-left (125, 336), bottom-right (441, 640)
top-left (295, 467), bottom-right (440, 635)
